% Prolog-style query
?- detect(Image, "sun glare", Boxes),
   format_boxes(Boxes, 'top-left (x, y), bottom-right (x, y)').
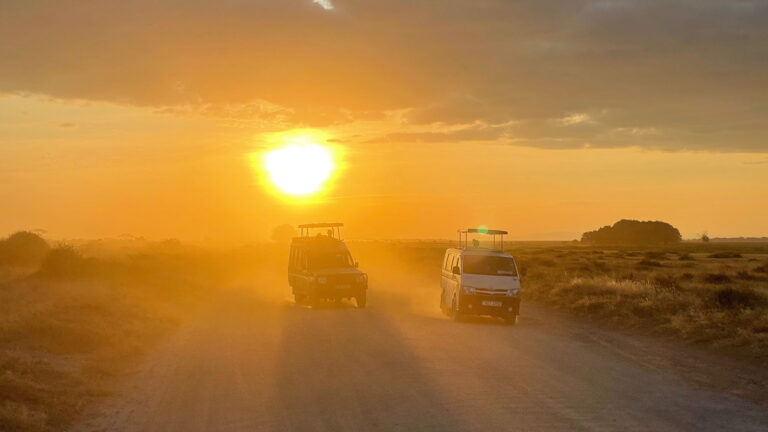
top-left (265, 137), bottom-right (334, 196)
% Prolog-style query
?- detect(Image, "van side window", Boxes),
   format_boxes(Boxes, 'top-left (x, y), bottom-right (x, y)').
top-left (443, 254), bottom-right (452, 271)
top-left (454, 257), bottom-right (461, 272)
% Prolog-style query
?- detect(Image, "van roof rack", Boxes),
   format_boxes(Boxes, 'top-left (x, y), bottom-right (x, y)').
top-left (298, 223), bottom-right (344, 240)
top-left (458, 228), bottom-right (507, 250)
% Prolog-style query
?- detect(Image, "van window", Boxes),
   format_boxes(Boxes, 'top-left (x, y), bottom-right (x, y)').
top-left (309, 250), bottom-right (354, 270)
top-left (444, 253), bottom-right (453, 271)
top-left (462, 256), bottom-right (518, 277)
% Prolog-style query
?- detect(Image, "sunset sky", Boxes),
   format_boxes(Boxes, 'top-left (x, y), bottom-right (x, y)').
top-left (1, 0), bottom-right (767, 241)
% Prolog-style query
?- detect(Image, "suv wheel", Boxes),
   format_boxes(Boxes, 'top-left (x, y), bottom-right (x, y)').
top-left (355, 291), bottom-right (367, 308)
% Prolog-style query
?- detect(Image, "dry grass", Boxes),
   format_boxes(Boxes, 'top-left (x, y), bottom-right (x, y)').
top-left (512, 243), bottom-right (768, 363)
top-left (0, 242), bottom-right (250, 432)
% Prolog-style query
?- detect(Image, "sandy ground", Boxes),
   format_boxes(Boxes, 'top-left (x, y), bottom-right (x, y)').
top-left (72, 282), bottom-right (768, 432)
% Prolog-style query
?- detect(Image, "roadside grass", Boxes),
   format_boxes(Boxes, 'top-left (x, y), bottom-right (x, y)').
top-left (0, 243), bottom-right (239, 432)
top-left (510, 243), bottom-right (768, 363)
top-left (364, 240), bottom-right (768, 364)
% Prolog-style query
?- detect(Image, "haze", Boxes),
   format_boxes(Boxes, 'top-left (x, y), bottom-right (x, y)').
top-left (2, 0), bottom-right (768, 241)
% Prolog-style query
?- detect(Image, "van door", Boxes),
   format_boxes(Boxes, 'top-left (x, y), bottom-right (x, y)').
top-left (440, 252), bottom-right (452, 308)
top-left (446, 255), bottom-right (462, 307)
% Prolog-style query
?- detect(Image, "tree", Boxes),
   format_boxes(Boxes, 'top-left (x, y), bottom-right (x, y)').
top-left (271, 224), bottom-right (297, 243)
top-left (581, 219), bottom-right (682, 245)
top-left (701, 232), bottom-right (710, 243)
top-left (0, 231), bottom-right (50, 266)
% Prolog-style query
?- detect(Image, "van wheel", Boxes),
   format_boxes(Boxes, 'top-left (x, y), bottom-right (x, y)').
top-left (440, 291), bottom-right (448, 315)
top-left (450, 297), bottom-right (462, 322)
top-left (355, 292), bottom-right (367, 308)
top-left (294, 294), bottom-right (306, 305)
top-left (505, 315), bottom-right (518, 326)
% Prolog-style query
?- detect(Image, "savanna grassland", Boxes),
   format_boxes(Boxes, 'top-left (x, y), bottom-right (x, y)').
top-left (2, 233), bottom-right (768, 432)
top-left (366, 240), bottom-right (768, 364)
top-left (0, 233), bottom-right (276, 432)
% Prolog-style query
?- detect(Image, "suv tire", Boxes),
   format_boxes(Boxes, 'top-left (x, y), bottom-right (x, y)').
top-left (356, 291), bottom-right (367, 308)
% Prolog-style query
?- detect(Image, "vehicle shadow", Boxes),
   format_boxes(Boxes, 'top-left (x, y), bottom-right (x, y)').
top-left (268, 308), bottom-right (463, 432)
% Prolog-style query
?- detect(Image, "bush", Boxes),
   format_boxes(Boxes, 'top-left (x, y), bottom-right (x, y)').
top-left (754, 262), bottom-right (768, 273)
top-left (703, 273), bottom-right (731, 284)
top-left (0, 231), bottom-right (50, 267)
top-left (678, 253), bottom-right (695, 261)
top-left (636, 259), bottom-right (662, 267)
top-left (708, 252), bottom-right (742, 259)
top-left (37, 246), bottom-right (92, 280)
top-left (711, 287), bottom-right (766, 309)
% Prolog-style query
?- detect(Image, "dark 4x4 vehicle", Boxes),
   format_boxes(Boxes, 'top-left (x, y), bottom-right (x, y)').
top-left (288, 223), bottom-right (368, 308)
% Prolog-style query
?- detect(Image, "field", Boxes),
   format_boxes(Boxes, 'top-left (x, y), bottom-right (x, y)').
top-left (1, 237), bottom-right (768, 431)
top-left (0, 239), bottom-right (270, 432)
top-left (359, 240), bottom-right (768, 363)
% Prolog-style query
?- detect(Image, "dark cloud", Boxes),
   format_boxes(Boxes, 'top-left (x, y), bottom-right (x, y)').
top-left (1, 0), bottom-right (766, 151)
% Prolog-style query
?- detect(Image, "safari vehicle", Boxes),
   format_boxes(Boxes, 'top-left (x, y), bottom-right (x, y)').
top-left (288, 223), bottom-right (368, 308)
top-left (440, 229), bottom-right (521, 324)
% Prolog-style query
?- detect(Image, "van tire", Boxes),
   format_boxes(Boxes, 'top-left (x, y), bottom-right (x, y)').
top-left (294, 294), bottom-right (306, 305)
top-left (450, 297), bottom-right (462, 322)
top-left (356, 292), bottom-right (367, 308)
top-left (505, 315), bottom-right (518, 326)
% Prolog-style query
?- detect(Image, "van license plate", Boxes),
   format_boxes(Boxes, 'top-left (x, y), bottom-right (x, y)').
top-left (336, 284), bottom-right (351, 290)
top-left (482, 300), bottom-right (502, 307)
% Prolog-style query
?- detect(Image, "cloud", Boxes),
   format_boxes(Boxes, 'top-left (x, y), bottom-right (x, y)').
top-left (0, 0), bottom-right (766, 151)
top-left (313, 0), bottom-right (334, 11)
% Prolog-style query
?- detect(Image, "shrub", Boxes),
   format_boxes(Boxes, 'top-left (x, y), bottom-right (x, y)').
top-left (37, 246), bottom-right (92, 280)
top-left (636, 259), bottom-right (662, 267)
top-left (653, 274), bottom-right (679, 289)
top-left (754, 262), bottom-right (768, 273)
top-left (678, 253), bottom-right (695, 261)
top-left (644, 251), bottom-right (666, 260)
top-left (708, 252), bottom-right (742, 259)
top-left (680, 272), bottom-right (694, 280)
top-left (0, 231), bottom-right (50, 267)
top-left (711, 287), bottom-right (767, 309)
top-left (703, 273), bottom-right (731, 284)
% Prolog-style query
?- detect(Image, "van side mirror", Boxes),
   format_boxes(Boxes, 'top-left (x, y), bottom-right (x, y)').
top-left (452, 266), bottom-right (461, 275)
top-left (355, 261), bottom-right (359, 268)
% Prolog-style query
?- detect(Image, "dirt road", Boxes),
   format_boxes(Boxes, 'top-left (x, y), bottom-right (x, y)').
top-left (74, 287), bottom-right (768, 431)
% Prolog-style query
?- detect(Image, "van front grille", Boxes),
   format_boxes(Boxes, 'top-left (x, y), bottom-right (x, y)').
top-left (473, 287), bottom-right (508, 296)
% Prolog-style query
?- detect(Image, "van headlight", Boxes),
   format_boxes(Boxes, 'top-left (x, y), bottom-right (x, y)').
top-left (317, 277), bottom-right (327, 284)
top-left (462, 285), bottom-right (476, 295)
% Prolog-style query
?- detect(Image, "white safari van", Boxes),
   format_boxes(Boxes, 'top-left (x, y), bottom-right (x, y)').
top-left (440, 229), bottom-right (521, 324)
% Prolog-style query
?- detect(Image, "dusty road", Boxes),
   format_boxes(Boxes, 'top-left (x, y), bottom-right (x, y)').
top-left (74, 287), bottom-right (768, 432)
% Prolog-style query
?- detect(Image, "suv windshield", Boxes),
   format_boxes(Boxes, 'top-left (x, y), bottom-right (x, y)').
top-left (463, 255), bottom-right (518, 277)
top-left (309, 250), bottom-right (354, 270)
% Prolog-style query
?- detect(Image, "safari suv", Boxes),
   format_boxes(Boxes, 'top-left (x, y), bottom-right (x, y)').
top-left (288, 223), bottom-right (368, 308)
top-left (440, 229), bottom-right (521, 324)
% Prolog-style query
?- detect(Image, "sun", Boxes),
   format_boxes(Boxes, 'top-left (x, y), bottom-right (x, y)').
top-left (264, 137), bottom-right (334, 196)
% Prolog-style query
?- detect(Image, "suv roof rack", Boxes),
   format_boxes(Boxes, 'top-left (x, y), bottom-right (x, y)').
top-left (458, 228), bottom-right (507, 251)
top-left (298, 223), bottom-right (344, 240)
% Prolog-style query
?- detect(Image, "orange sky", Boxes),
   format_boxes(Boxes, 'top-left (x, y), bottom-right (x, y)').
top-left (1, 1), bottom-right (767, 241)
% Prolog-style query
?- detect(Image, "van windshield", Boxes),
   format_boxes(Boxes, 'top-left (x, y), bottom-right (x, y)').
top-left (462, 255), bottom-right (518, 277)
top-left (309, 250), bottom-right (354, 270)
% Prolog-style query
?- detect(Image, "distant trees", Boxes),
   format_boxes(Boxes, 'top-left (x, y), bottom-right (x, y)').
top-left (271, 224), bottom-right (298, 243)
top-left (0, 231), bottom-right (50, 266)
top-left (581, 219), bottom-right (682, 245)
